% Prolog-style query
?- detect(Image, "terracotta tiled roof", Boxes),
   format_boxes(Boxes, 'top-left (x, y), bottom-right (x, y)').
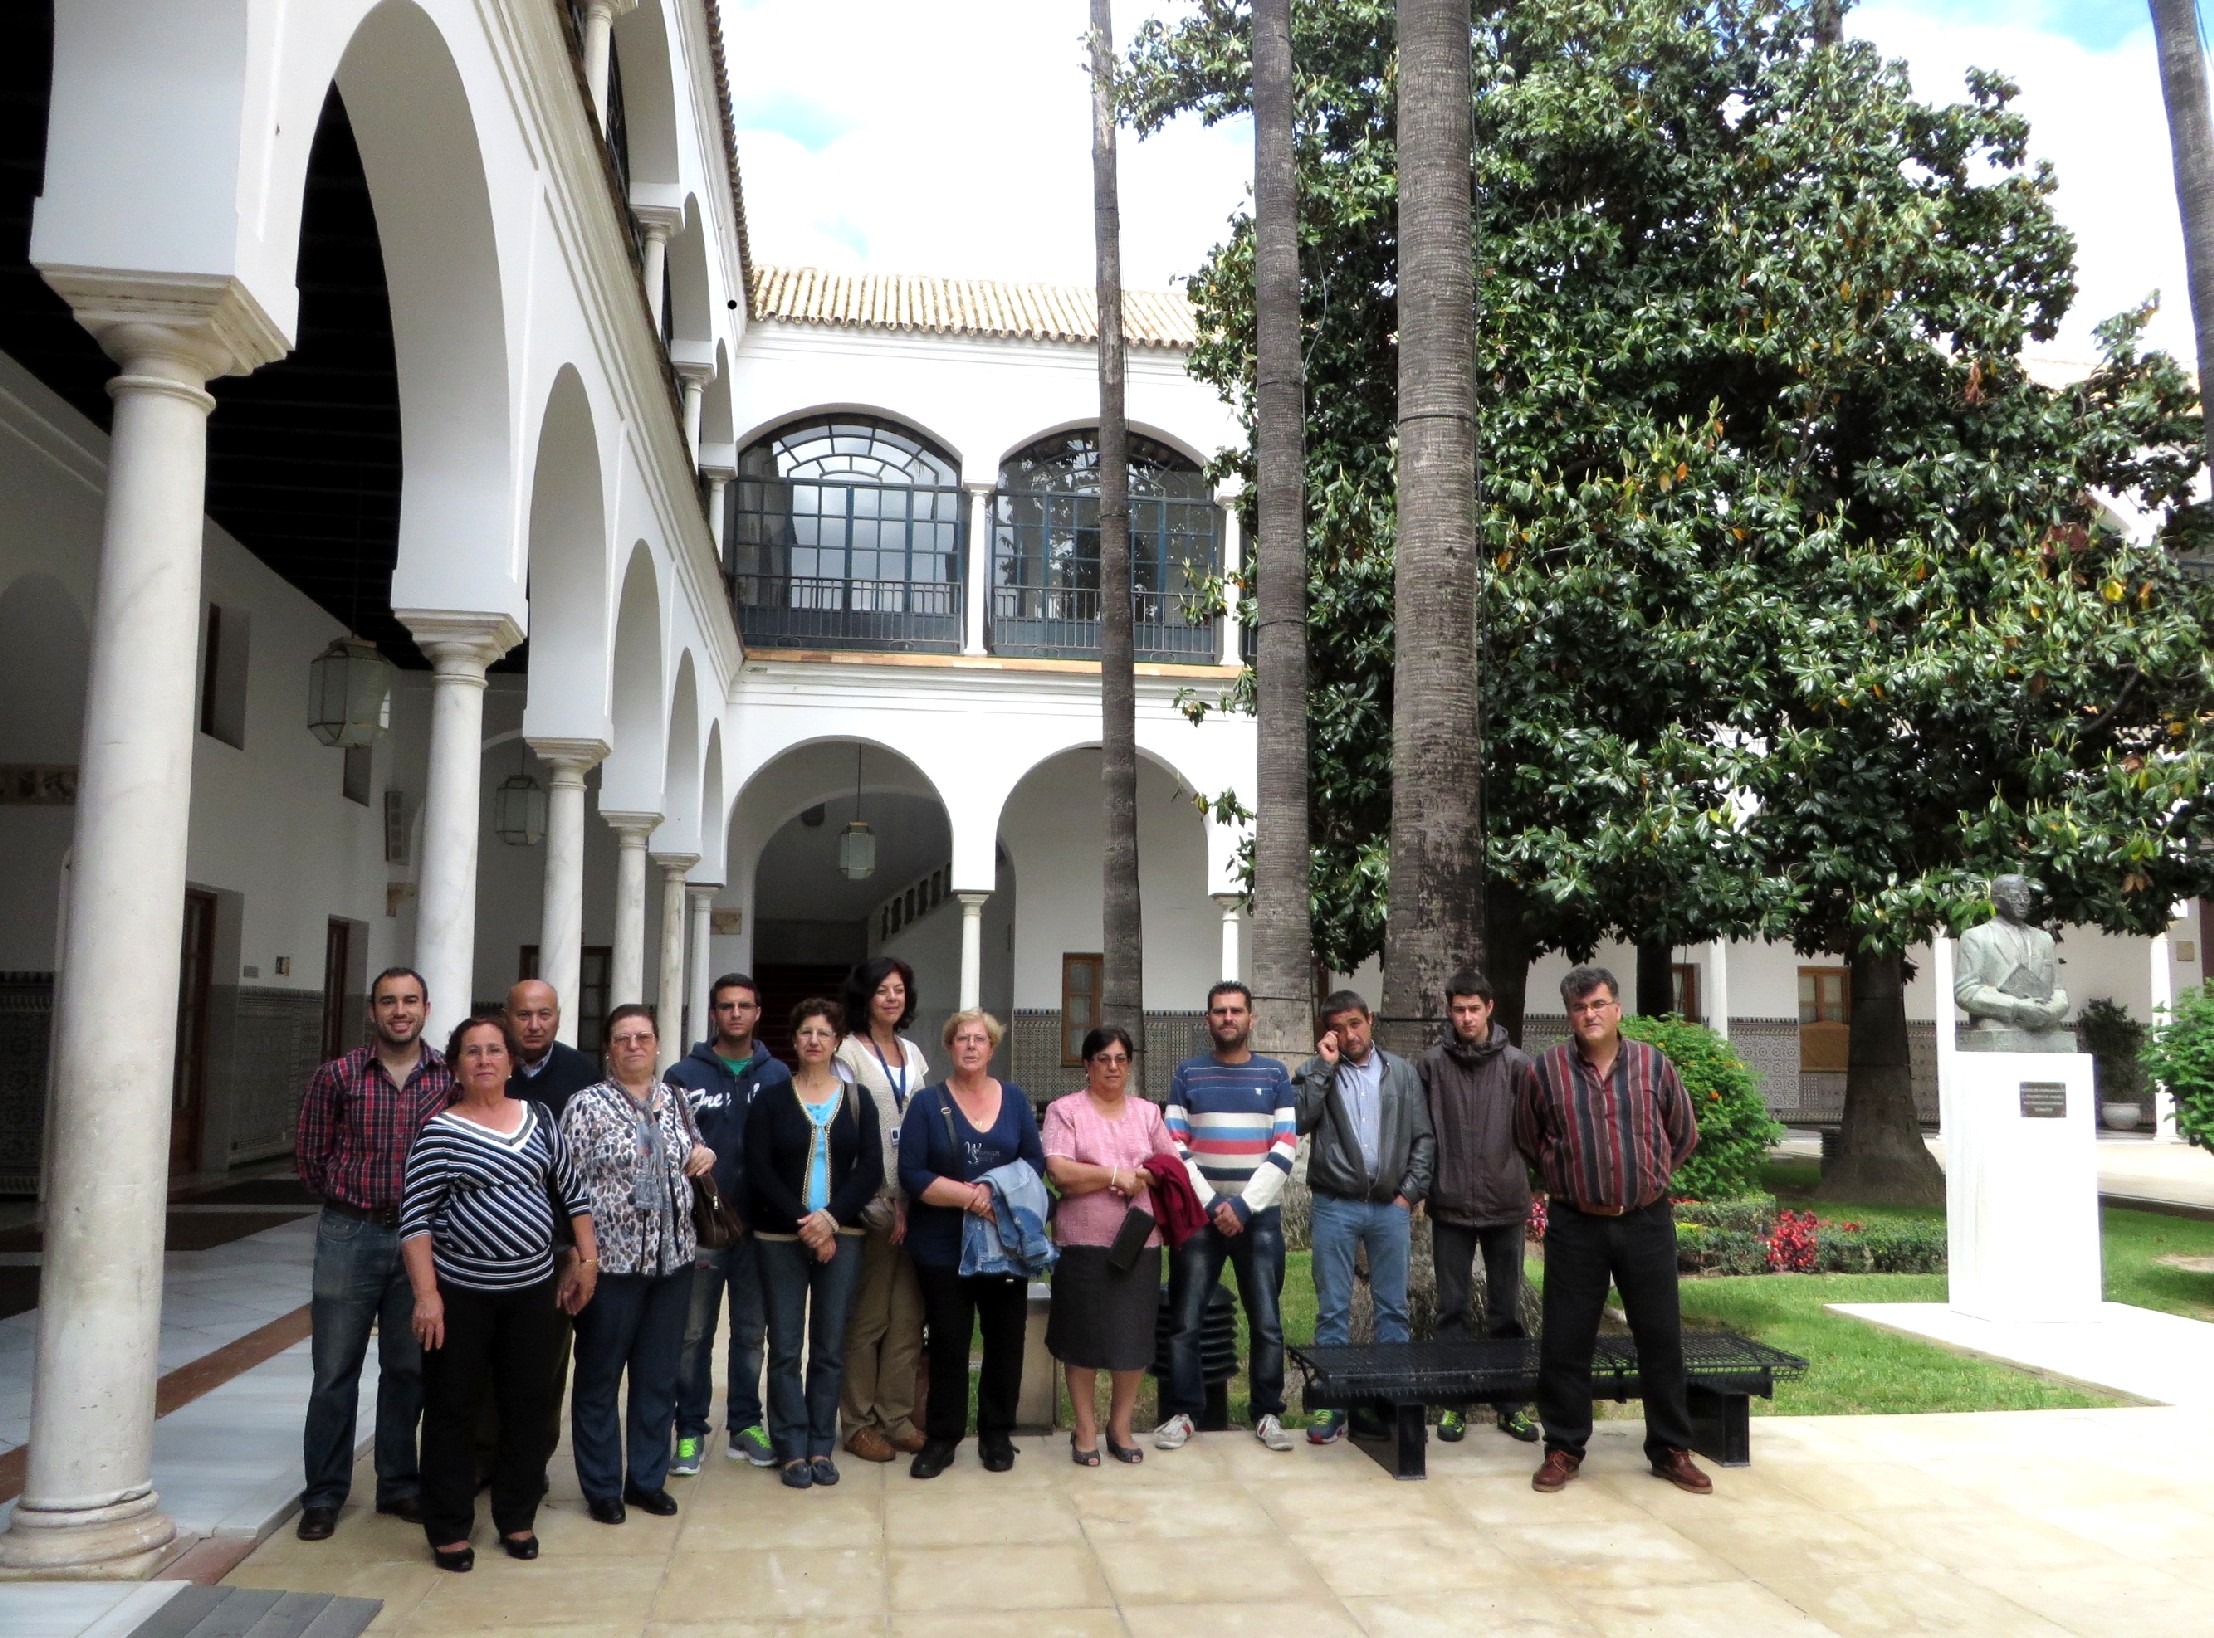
top-left (749, 267), bottom-right (1199, 349)
top-left (699, 3), bottom-right (755, 318)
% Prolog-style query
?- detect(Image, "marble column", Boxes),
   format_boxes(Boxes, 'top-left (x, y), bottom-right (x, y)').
top-left (1704, 937), bottom-right (1730, 1041)
top-left (1, 288), bottom-right (283, 1575)
top-left (2153, 926), bottom-right (2180, 1142)
top-left (701, 464), bottom-right (733, 570)
top-left (580, 0), bottom-right (640, 130)
top-left (963, 482), bottom-right (993, 656)
top-left (688, 883), bottom-right (719, 1055)
top-left (674, 362), bottom-right (711, 466)
top-left (1213, 893), bottom-right (1244, 983)
top-left (603, 811), bottom-right (660, 1008)
top-left (1216, 484), bottom-right (1244, 668)
top-left (957, 892), bottom-right (990, 1009)
top-left (654, 853), bottom-right (698, 1069)
top-left (634, 202), bottom-right (681, 333)
top-left (528, 737), bottom-right (608, 1046)
top-left (402, 612), bottom-right (520, 1044)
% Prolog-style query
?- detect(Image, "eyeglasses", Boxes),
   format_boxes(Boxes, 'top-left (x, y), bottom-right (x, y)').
top-left (609, 1031), bottom-right (656, 1050)
top-left (1568, 999), bottom-right (1619, 1017)
top-left (1090, 1054), bottom-right (1131, 1068)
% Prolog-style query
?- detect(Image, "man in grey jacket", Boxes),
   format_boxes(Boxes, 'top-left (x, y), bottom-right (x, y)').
top-left (1420, 968), bottom-right (1540, 1443)
top-left (1294, 989), bottom-right (1435, 1444)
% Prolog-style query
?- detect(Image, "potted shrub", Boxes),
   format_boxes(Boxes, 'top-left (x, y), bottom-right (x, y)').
top-left (2078, 997), bottom-right (2148, 1131)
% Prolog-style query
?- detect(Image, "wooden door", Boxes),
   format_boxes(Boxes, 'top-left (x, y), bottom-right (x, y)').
top-left (171, 890), bottom-right (218, 1175)
top-left (320, 917), bottom-right (355, 1063)
top-left (1797, 966), bottom-right (1850, 1073)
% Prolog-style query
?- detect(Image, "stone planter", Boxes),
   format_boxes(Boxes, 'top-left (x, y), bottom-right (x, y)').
top-left (2101, 1100), bottom-right (2144, 1132)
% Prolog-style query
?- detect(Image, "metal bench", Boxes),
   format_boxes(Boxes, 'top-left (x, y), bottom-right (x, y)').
top-left (1287, 1332), bottom-right (1808, 1480)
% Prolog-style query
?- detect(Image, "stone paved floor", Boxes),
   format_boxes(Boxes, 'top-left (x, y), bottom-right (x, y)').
top-left (222, 1402), bottom-right (2214, 1636)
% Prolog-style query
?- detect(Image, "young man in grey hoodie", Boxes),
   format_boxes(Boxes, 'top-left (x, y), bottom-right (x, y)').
top-left (1419, 967), bottom-right (1540, 1443)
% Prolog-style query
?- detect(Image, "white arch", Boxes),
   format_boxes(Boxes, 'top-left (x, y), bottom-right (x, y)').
top-left (656, 649), bottom-right (703, 855)
top-left (697, 720), bottom-right (727, 883)
top-left (733, 403), bottom-right (967, 472)
top-left (665, 193), bottom-right (713, 351)
top-left (609, 0), bottom-right (680, 188)
top-left (991, 416), bottom-right (1211, 476)
top-left (601, 542), bottom-right (666, 812)
top-left (519, 364), bottom-right (612, 741)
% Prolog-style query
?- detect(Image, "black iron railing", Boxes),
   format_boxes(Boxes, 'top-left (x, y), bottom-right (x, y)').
top-left (990, 491), bottom-right (1220, 661)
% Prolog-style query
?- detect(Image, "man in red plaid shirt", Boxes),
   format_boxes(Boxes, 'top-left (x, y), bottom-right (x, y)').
top-left (293, 967), bottom-right (454, 1540)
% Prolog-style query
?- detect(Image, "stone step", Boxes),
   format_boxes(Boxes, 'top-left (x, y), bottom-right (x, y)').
top-left (124, 1587), bottom-right (379, 1638)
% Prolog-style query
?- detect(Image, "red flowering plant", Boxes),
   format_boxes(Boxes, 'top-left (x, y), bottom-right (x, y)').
top-left (1764, 1208), bottom-right (1819, 1272)
top-left (1525, 1195), bottom-right (1548, 1243)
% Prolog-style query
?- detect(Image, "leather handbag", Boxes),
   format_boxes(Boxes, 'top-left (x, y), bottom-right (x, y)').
top-left (671, 1086), bottom-right (744, 1250)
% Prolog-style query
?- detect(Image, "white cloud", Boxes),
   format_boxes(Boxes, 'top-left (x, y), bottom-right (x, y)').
top-left (722, 2), bottom-right (2193, 372)
top-left (722, 0), bottom-right (1251, 291)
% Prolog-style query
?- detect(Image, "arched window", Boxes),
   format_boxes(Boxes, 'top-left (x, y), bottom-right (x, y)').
top-left (992, 429), bottom-right (1220, 659)
top-left (728, 417), bottom-right (964, 651)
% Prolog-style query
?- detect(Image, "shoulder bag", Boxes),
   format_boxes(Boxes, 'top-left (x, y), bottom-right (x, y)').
top-left (671, 1084), bottom-right (743, 1250)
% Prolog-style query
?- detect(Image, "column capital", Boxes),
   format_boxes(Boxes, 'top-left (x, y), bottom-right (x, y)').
top-left (525, 735), bottom-right (610, 782)
top-left (700, 460), bottom-right (736, 484)
top-left (962, 479), bottom-right (997, 499)
top-left (586, 0), bottom-right (641, 21)
top-left (652, 851), bottom-right (701, 875)
top-left (670, 356), bottom-right (716, 388)
top-left (633, 200), bottom-right (684, 243)
top-left (1212, 892), bottom-right (1245, 913)
top-left (601, 808), bottom-right (663, 842)
top-left (398, 609), bottom-right (522, 676)
top-left (686, 881), bottom-right (723, 902)
top-left (42, 267), bottom-right (290, 382)
top-left (1213, 476), bottom-right (1247, 503)
top-left (956, 891), bottom-right (991, 910)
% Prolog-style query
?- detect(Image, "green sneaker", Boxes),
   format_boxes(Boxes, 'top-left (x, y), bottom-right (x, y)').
top-left (1437, 1409), bottom-right (1467, 1443)
top-left (728, 1424), bottom-right (775, 1468)
top-left (1307, 1409), bottom-right (1346, 1445)
top-left (1496, 1407), bottom-right (1541, 1443)
top-left (670, 1434), bottom-right (703, 1477)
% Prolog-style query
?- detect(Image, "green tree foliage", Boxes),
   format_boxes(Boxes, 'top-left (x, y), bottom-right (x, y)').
top-left (1621, 1015), bottom-right (1783, 1201)
top-left (2141, 983), bottom-right (2214, 1152)
top-left (1131, 0), bottom-right (2214, 1196)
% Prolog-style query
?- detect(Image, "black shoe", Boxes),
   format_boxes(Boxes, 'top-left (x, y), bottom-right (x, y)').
top-left (908, 1439), bottom-right (957, 1479)
top-left (809, 1456), bottom-right (840, 1486)
top-left (377, 1495), bottom-right (424, 1524)
top-left (500, 1534), bottom-right (539, 1560)
top-left (432, 1545), bottom-right (474, 1573)
top-left (296, 1505), bottom-right (339, 1542)
top-left (586, 1496), bottom-right (627, 1525)
top-left (623, 1484), bottom-right (679, 1517)
top-left (979, 1438), bottom-right (1017, 1473)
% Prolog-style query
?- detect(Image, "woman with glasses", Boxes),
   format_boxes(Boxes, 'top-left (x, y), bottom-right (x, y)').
top-left (1042, 1025), bottom-right (1178, 1465)
top-left (558, 1004), bottom-right (714, 1524)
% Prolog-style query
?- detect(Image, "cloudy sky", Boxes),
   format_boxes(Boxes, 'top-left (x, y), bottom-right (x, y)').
top-left (723, 0), bottom-right (2187, 367)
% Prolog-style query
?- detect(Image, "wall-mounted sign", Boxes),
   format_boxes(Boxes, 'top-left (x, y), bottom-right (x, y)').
top-left (710, 909), bottom-right (744, 936)
top-left (2018, 1082), bottom-right (2068, 1119)
top-left (0, 764), bottom-right (78, 805)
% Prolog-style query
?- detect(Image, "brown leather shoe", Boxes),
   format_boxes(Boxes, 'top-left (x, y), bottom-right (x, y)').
top-left (845, 1426), bottom-right (895, 1463)
top-left (1650, 1448), bottom-right (1713, 1494)
top-left (885, 1426), bottom-right (928, 1456)
top-left (1531, 1449), bottom-right (1581, 1492)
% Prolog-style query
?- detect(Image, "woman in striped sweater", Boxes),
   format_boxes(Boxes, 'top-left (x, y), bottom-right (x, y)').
top-left (400, 1015), bottom-right (597, 1571)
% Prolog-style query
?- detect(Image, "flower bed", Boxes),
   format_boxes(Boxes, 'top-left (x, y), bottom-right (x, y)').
top-left (1673, 1195), bottom-right (1945, 1276)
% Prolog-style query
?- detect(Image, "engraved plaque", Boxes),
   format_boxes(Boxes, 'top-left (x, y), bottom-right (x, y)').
top-left (2018, 1081), bottom-right (2067, 1119)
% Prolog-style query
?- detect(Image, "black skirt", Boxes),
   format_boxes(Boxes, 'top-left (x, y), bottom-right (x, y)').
top-left (1045, 1243), bottom-right (1163, 1372)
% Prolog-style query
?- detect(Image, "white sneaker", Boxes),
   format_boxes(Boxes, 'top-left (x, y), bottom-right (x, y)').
top-left (1254, 1414), bottom-right (1295, 1452)
top-left (1154, 1412), bottom-right (1195, 1450)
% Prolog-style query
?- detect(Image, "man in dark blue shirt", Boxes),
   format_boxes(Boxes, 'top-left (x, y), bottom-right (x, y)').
top-left (665, 973), bottom-right (791, 1473)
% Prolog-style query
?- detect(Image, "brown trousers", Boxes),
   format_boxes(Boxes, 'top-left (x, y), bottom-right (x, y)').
top-left (838, 1224), bottom-right (924, 1442)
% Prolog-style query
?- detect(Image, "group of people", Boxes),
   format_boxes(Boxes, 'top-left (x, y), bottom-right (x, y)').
top-left (292, 951), bottom-right (1712, 1570)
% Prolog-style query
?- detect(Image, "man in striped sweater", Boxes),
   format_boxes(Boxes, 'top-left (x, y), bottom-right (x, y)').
top-left (1157, 981), bottom-right (1301, 1452)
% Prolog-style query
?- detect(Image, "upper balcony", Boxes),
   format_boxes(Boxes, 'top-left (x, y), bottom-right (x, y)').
top-left (726, 418), bottom-right (1236, 666)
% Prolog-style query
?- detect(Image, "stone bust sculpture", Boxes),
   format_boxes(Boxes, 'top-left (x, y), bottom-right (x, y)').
top-left (1953, 873), bottom-right (2074, 1052)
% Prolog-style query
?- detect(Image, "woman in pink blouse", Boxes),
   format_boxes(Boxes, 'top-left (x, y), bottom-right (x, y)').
top-left (1042, 1025), bottom-right (1179, 1465)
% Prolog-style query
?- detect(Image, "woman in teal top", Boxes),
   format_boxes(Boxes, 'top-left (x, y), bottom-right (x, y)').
top-left (743, 998), bottom-right (883, 1488)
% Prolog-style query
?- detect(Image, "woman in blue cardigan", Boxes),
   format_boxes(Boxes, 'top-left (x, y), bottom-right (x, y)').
top-left (743, 998), bottom-right (883, 1489)
top-left (897, 1009), bottom-right (1044, 1479)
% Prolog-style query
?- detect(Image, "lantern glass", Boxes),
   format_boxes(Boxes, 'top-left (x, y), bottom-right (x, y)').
top-left (838, 819), bottom-right (876, 880)
top-left (494, 773), bottom-right (548, 847)
top-left (307, 637), bottom-right (394, 748)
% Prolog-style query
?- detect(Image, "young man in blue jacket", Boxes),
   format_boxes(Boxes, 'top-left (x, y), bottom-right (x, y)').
top-left (665, 973), bottom-right (791, 1473)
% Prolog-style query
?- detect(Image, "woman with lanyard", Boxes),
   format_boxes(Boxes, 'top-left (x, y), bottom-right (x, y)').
top-left (834, 955), bottom-right (930, 1464)
top-left (558, 1003), bottom-right (714, 1524)
top-left (746, 998), bottom-right (883, 1488)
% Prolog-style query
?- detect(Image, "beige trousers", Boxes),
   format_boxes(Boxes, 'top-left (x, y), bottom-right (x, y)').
top-left (840, 1224), bottom-right (924, 1441)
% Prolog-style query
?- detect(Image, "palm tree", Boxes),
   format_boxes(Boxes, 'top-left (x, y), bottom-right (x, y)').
top-left (1091, 0), bottom-right (1145, 1082)
top-left (1381, 0), bottom-right (1483, 1041)
top-left (1251, 0), bottom-right (1314, 1059)
top-left (2152, 0), bottom-right (2214, 467)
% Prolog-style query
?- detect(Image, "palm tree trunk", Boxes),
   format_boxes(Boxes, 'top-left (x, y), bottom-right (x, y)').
top-left (1091, 0), bottom-right (1145, 1086)
top-left (1382, 0), bottom-right (1484, 1045)
top-left (2152, 0), bottom-right (2214, 467)
top-left (1250, 0), bottom-right (1313, 1063)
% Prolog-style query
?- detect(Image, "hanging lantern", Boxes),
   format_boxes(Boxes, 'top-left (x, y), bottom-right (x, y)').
top-left (307, 636), bottom-right (395, 748)
top-left (838, 818), bottom-right (876, 880)
top-left (494, 772), bottom-right (548, 847)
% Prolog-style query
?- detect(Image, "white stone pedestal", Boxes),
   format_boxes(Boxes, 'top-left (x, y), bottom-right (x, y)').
top-left (1945, 1050), bottom-right (2101, 1323)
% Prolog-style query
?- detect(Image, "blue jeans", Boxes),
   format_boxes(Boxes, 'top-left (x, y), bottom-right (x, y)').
top-left (675, 1240), bottom-right (768, 1439)
top-left (569, 1269), bottom-right (689, 1501)
top-left (1310, 1193), bottom-right (1412, 1348)
top-left (755, 1234), bottom-right (864, 1461)
top-left (303, 1208), bottom-right (422, 1510)
top-left (1163, 1206), bottom-right (1286, 1420)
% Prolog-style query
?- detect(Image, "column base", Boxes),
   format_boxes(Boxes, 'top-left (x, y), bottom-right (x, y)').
top-left (0, 1489), bottom-right (176, 1578)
